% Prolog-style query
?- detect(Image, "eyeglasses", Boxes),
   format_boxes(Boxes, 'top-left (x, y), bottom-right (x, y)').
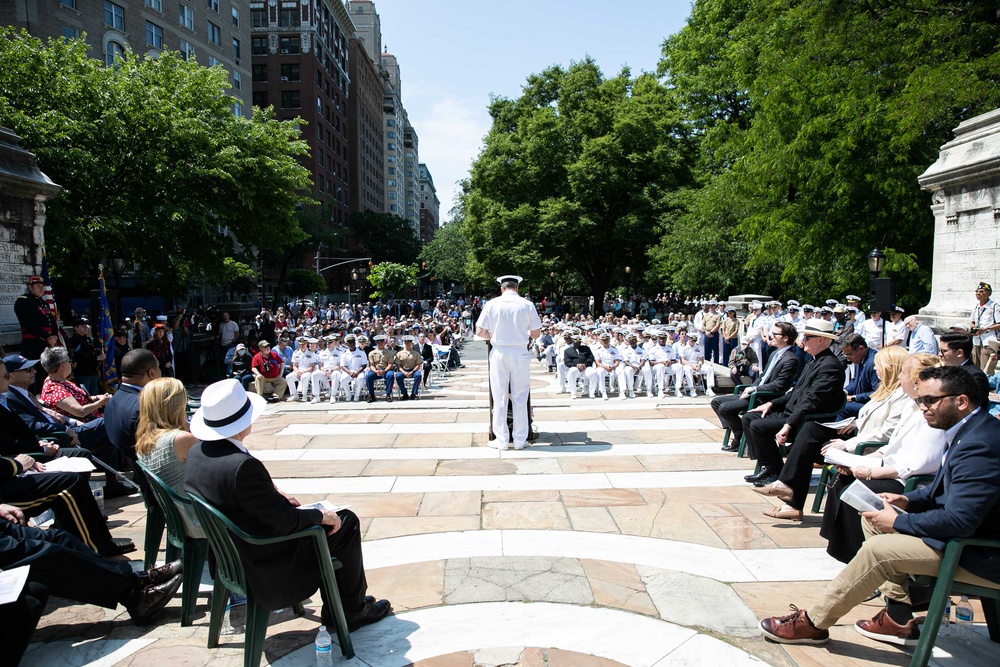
top-left (915, 394), bottom-right (960, 408)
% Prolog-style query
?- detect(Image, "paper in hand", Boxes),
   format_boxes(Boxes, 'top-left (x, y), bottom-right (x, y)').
top-left (298, 500), bottom-right (350, 513)
top-left (840, 480), bottom-right (905, 514)
top-left (0, 565), bottom-right (30, 605)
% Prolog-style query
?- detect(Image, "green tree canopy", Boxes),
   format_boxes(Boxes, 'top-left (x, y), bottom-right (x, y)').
top-left (0, 29), bottom-right (314, 295)
top-left (418, 219), bottom-right (473, 287)
top-left (366, 262), bottom-right (417, 299)
top-left (349, 211), bottom-right (422, 265)
top-left (461, 58), bottom-right (694, 311)
top-left (285, 269), bottom-right (327, 297)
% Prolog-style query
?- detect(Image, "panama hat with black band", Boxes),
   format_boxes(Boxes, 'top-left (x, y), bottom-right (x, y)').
top-left (190, 378), bottom-right (267, 441)
top-left (801, 318), bottom-right (839, 340)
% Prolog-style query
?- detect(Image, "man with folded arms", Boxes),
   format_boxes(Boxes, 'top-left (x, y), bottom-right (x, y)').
top-left (760, 366), bottom-right (1000, 647)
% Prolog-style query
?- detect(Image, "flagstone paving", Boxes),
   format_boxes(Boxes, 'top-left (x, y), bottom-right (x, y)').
top-left (20, 340), bottom-right (996, 666)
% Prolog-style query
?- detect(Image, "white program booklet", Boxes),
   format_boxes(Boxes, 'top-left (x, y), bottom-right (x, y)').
top-left (819, 416), bottom-right (856, 430)
top-left (0, 565), bottom-right (30, 605)
top-left (298, 500), bottom-right (350, 513)
top-left (840, 479), bottom-right (906, 514)
top-left (25, 456), bottom-right (96, 474)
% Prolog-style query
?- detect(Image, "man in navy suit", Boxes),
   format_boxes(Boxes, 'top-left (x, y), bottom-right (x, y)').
top-left (103, 349), bottom-right (160, 499)
top-left (759, 366), bottom-right (1000, 647)
top-left (838, 334), bottom-right (879, 419)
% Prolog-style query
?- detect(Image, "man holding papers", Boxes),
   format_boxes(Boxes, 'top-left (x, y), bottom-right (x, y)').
top-left (759, 366), bottom-right (1000, 648)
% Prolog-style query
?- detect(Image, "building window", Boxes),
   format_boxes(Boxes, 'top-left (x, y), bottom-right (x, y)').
top-left (178, 3), bottom-right (193, 29)
top-left (279, 9), bottom-right (299, 27)
top-left (178, 39), bottom-right (194, 60)
top-left (281, 91), bottom-right (300, 109)
top-left (207, 55), bottom-right (221, 67)
top-left (251, 64), bottom-right (267, 82)
top-left (60, 0), bottom-right (77, 8)
top-left (146, 21), bottom-right (163, 49)
top-left (387, 155), bottom-right (395, 163)
top-left (279, 63), bottom-right (299, 81)
top-left (278, 36), bottom-right (300, 54)
top-left (251, 36), bottom-right (267, 55)
top-left (60, 25), bottom-right (80, 42)
top-left (232, 37), bottom-right (240, 60)
top-left (207, 0), bottom-right (218, 12)
top-left (233, 100), bottom-right (243, 117)
top-left (250, 8), bottom-right (265, 27)
top-left (104, 1), bottom-right (124, 30)
top-left (252, 91), bottom-right (268, 107)
top-left (388, 167), bottom-right (395, 175)
top-left (145, 0), bottom-right (162, 11)
top-left (387, 119), bottom-right (395, 127)
top-left (231, 6), bottom-right (239, 26)
top-left (232, 71), bottom-right (241, 90)
top-left (388, 193), bottom-right (396, 200)
top-left (387, 179), bottom-right (395, 187)
top-left (105, 40), bottom-right (125, 66)
top-left (208, 21), bottom-right (221, 45)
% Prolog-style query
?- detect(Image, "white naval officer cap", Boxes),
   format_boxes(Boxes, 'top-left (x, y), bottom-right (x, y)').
top-left (496, 275), bottom-right (523, 284)
top-left (373, 334), bottom-right (387, 342)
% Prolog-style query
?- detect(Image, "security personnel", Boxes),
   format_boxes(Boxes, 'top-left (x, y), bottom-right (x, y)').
top-left (476, 275), bottom-right (542, 448)
top-left (338, 334), bottom-right (368, 402)
top-left (14, 276), bottom-right (58, 391)
top-left (365, 335), bottom-right (397, 403)
top-left (394, 336), bottom-right (423, 400)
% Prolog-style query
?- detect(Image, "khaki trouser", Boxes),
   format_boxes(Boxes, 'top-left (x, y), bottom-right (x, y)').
top-left (972, 343), bottom-right (990, 370)
top-left (809, 517), bottom-right (1000, 628)
top-left (254, 374), bottom-right (288, 398)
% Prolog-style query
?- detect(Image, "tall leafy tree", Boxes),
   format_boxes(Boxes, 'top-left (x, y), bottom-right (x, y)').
top-left (348, 211), bottom-right (422, 265)
top-left (0, 29), bottom-right (313, 295)
top-left (462, 59), bottom-right (694, 311)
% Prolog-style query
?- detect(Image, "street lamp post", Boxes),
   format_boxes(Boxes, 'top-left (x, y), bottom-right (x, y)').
top-left (867, 248), bottom-right (889, 347)
top-left (625, 266), bottom-right (632, 316)
top-left (349, 268), bottom-right (359, 307)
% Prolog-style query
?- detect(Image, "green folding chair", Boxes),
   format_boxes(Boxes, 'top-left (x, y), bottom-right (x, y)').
top-left (134, 462), bottom-right (208, 627)
top-left (187, 493), bottom-right (355, 666)
top-left (130, 464), bottom-right (167, 570)
top-left (909, 537), bottom-right (1000, 667)
top-left (752, 396), bottom-right (847, 475)
top-left (811, 441), bottom-right (882, 513)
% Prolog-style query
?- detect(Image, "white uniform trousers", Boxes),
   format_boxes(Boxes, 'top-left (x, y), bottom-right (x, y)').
top-left (489, 345), bottom-right (532, 447)
top-left (338, 373), bottom-right (365, 401)
top-left (566, 366), bottom-right (597, 397)
top-left (307, 369), bottom-right (327, 400)
top-left (651, 363), bottom-right (675, 396)
top-left (615, 364), bottom-right (633, 399)
top-left (592, 366), bottom-right (614, 398)
top-left (322, 370), bottom-right (345, 401)
top-left (673, 363), bottom-right (715, 395)
top-left (634, 363), bottom-right (653, 395)
top-left (555, 356), bottom-right (570, 392)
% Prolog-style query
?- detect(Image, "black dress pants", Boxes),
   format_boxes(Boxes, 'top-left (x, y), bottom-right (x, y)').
top-left (820, 474), bottom-right (904, 564)
top-left (0, 581), bottom-right (48, 664)
top-left (320, 509), bottom-right (368, 625)
top-left (741, 411), bottom-right (791, 467)
top-left (776, 421), bottom-right (839, 509)
top-left (711, 395), bottom-right (750, 443)
top-left (2, 471), bottom-right (115, 553)
top-left (0, 521), bottom-right (135, 608)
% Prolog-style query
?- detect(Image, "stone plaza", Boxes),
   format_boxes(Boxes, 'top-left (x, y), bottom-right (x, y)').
top-left (17, 339), bottom-right (998, 667)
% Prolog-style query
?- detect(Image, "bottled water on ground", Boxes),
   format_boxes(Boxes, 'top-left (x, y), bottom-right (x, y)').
top-left (315, 625), bottom-right (333, 667)
top-left (955, 595), bottom-right (975, 643)
top-left (938, 597), bottom-right (951, 637)
top-left (90, 482), bottom-right (104, 512)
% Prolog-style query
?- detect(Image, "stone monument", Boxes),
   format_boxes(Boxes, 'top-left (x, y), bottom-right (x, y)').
top-left (0, 127), bottom-right (62, 349)
top-left (919, 108), bottom-right (1000, 331)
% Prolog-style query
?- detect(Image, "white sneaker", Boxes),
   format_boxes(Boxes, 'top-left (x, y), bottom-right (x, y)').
top-left (689, 390), bottom-right (697, 398)
top-left (589, 393), bottom-right (596, 399)
top-left (298, 395), bottom-right (308, 402)
top-left (571, 393), bottom-right (579, 399)
top-left (629, 392), bottom-right (636, 399)
top-left (310, 398), bottom-right (321, 404)
top-left (620, 393), bottom-right (628, 401)
top-left (675, 390), bottom-right (682, 398)
top-left (706, 388), bottom-right (716, 397)
top-left (602, 394), bottom-right (609, 401)
top-left (488, 440), bottom-right (509, 450)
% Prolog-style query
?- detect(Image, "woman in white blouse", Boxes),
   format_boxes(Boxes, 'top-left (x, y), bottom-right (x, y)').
top-left (819, 353), bottom-right (947, 563)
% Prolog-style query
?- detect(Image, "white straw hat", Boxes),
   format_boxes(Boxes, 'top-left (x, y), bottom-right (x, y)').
top-left (190, 379), bottom-right (266, 441)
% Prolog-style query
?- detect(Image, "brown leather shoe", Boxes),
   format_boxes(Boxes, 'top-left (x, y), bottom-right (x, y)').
top-left (752, 481), bottom-right (794, 502)
top-left (764, 504), bottom-right (803, 521)
top-left (760, 605), bottom-right (830, 645)
top-left (855, 609), bottom-right (920, 646)
top-left (126, 573), bottom-right (183, 626)
top-left (141, 559), bottom-right (183, 587)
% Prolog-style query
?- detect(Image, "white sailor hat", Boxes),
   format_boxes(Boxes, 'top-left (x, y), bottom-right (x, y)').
top-left (571, 335), bottom-right (583, 341)
top-left (825, 299), bottom-right (839, 306)
top-left (708, 299), bottom-right (718, 305)
top-left (344, 333), bottom-right (356, 341)
top-left (598, 332), bottom-right (611, 340)
top-left (656, 329), bottom-right (670, 337)
top-left (401, 335), bottom-right (414, 342)
top-left (626, 332), bottom-right (638, 340)
top-left (156, 315), bottom-right (168, 322)
top-left (802, 304), bottom-right (815, 312)
top-left (820, 306), bottom-right (834, 314)
top-left (725, 306), bottom-right (736, 313)
top-left (700, 299), bottom-right (709, 305)
top-left (788, 304), bottom-right (800, 311)
top-left (306, 337), bottom-right (319, 344)
top-left (787, 300), bottom-right (800, 307)
top-left (373, 334), bottom-right (387, 342)
top-left (650, 319), bottom-right (661, 325)
top-left (665, 325), bottom-right (677, 333)
top-left (770, 300), bottom-right (782, 307)
top-left (845, 294), bottom-right (861, 302)
top-left (893, 305), bottom-right (905, 313)
top-left (496, 275), bottom-right (523, 284)
top-left (750, 301), bottom-right (762, 309)
top-left (562, 330), bottom-right (574, 338)
top-left (353, 326), bottom-right (363, 333)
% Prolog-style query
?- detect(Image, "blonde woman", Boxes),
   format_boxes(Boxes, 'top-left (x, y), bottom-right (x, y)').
top-left (820, 353), bottom-right (947, 562)
top-left (136, 377), bottom-right (199, 496)
top-left (754, 345), bottom-right (912, 520)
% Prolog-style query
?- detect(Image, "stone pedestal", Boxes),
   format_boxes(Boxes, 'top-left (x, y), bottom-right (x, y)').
top-left (918, 109), bottom-right (1000, 332)
top-left (0, 127), bottom-right (62, 348)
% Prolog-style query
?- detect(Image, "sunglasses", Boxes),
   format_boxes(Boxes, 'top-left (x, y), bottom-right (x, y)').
top-left (915, 394), bottom-right (960, 408)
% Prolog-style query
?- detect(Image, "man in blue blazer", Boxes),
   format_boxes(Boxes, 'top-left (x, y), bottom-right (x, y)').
top-left (838, 334), bottom-right (879, 419)
top-left (759, 366), bottom-right (1000, 647)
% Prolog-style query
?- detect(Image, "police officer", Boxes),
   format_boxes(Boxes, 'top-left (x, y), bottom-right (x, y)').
top-left (14, 276), bottom-right (58, 392)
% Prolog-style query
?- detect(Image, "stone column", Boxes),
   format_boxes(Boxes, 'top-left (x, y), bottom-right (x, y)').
top-left (918, 109), bottom-right (1000, 331)
top-left (0, 127), bottom-right (62, 348)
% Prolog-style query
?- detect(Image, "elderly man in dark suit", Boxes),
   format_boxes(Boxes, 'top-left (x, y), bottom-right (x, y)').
top-left (712, 321), bottom-right (801, 453)
top-left (742, 318), bottom-right (847, 490)
top-left (759, 366), bottom-right (1000, 647)
top-left (185, 379), bottom-right (391, 632)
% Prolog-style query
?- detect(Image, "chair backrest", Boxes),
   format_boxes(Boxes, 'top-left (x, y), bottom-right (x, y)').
top-left (187, 493), bottom-right (251, 597)
top-left (135, 461), bottom-right (188, 547)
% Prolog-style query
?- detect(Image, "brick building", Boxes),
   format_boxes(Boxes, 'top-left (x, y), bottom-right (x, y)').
top-left (347, 37), bottom-right (384, 214)
top-left (418, 163), bottom-right (439, 244)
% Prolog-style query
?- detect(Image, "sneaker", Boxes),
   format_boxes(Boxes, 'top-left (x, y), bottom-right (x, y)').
top-left (760, 605), bottom-right (830, 645)
top-left (488, 440), bottom-right (509, 450)
top-left (854, 609), bottom-right (920, 646)
top-left (689, 389), bottom-right (697, 397)
top-left (706, 388), bottom-right (716, 397)
top-left (602, 393), bottom-right (609, 401)
top-left (675, 390), bottom-right (682, 398)
top-left (310, 398), bottom-right (321, 404)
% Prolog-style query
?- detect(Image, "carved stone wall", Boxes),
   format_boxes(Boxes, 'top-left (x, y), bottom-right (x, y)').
top-left (918, 109), bottom-right (1000, 331)
top-left (0, 127), bottom-right (61, 348)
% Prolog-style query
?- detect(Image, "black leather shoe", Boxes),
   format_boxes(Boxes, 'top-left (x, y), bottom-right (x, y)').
top-left (753, 474), bottom-right (781, 487)
top-left (127, 573), bottom-right (183, 626)
top-left (366, 395), bottom-right (375, 403)
top-left (104, 482), bottom-right (139, 499)
top-left (346, 598), bottom-right (392, 632)
top-left (386, 394), bottom-right (393, 403)
top-left (141, 559), bottom-right (183, 587)
top-left (100, 537), bottom-right (137, 557)
top-left (720, 443), bottom-right (739, 452)
top-left (399, 394), bottom-right (409, 401)
top-left (744, 466), bottom-right (780, 484)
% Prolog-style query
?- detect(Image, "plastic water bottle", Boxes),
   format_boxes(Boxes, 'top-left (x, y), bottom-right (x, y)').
top-left (955, 595), bottom-right (974, 643)
top-left (89, 481), bottom-right (105, 513)
top-left (939, 597), bottom-right (951, 637)
top-left (315, 625), bottom-right (333, 667)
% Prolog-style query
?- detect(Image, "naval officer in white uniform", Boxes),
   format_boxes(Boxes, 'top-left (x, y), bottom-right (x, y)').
top-left (476, 275), bottom-right (543, 450)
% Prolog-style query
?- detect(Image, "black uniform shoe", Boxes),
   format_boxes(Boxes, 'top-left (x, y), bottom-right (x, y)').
top-left (744, 466), bottom-right (780, 484)
top-left (386, 394), bottom-right (393, 403)
top-left (100, 537), bottom-right (137, 557)
top-left (753, 474), bottom-right (781, 487)
top-left (345, 598), bottom-right (392, 632)
top-left (720, 443), bottom-right (739, 453)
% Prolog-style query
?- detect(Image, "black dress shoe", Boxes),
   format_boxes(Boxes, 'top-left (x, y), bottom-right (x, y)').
top-left (386, 394), bottom-right (393, 403)
top-left (104, 482), bottom-right (139, 499)
top-left (100, 537), bottom-right (137, 557)
top-left (127, 573), bottom-right (183, 626)
top-left (399, 394), bottom-right (409, 401)
top-left (744, 466), bottom-right (780, 484)
top-left (141, 559), bottom-right (183, 587)
top-left (345, 598), bottom-right (392, 632)
top-left (753, 474), bottom-right (780, 487)
top-left (366, 395), bottom-right (375, 403)
top-left (720, 443), bottom-right (739, 452)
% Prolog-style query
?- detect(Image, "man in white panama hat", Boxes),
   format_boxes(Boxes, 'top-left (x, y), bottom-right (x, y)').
top-left (184, 379), bottom-right (391, 632)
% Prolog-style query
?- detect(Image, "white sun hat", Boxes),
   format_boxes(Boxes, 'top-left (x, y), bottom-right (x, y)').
top-left (190, 378), bottom-right (267, 441)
